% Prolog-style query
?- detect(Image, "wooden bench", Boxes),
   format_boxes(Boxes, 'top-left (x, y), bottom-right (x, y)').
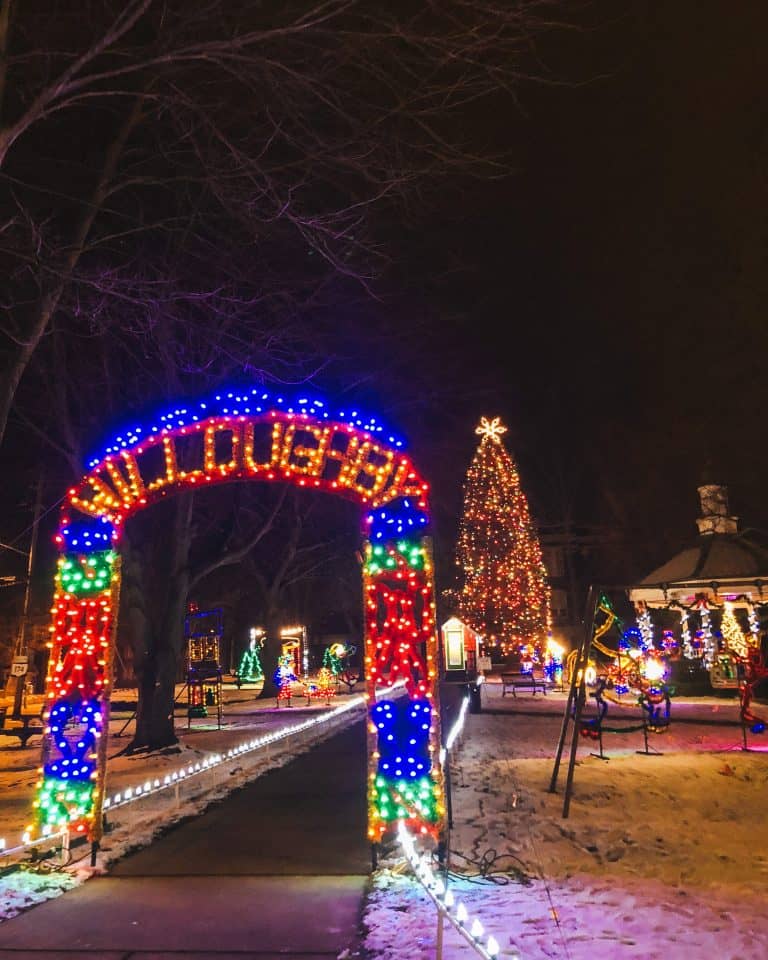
top-left (501, 672), bottom-right (548, 697)
top-left (0, 708), bottom-right (44, 747)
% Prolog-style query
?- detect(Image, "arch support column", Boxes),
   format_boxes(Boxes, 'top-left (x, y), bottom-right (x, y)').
top-left (363, 515), bottom-right (445, 844)
top-left (35, 515), bottom-right (121, 841)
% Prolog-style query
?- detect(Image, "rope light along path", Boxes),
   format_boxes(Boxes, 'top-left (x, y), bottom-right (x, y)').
top-left (3, 681), bottom-right (406, 863)
top-left (398, 823), bottom-right (507, 960)
top-left (398, 692), bottom-right (513, 960)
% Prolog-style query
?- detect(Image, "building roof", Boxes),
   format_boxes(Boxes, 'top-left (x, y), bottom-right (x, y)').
top-left (638, 533), bottom-right (768, 586)
top-left (629, 482), bottom-right (768, 605)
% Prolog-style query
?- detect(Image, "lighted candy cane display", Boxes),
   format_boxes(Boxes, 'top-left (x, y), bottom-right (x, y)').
top-left (32, 388), bottom-right (444, 844)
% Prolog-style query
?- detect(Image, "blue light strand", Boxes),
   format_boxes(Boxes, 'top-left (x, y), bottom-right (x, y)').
top-left (372, 699), bottom-right (431, 779)
top-left (43, 699), bottom-right (101, 781)
top-left (58, 516), bottom-right (117, 552)
top-left (87, 387), bottom-right (405, 468)
top-left (366, 498), bottom-right (429, 541)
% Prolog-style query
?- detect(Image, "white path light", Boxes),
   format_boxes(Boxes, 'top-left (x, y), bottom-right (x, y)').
top-left (9, 680), bottom-right (408, 860)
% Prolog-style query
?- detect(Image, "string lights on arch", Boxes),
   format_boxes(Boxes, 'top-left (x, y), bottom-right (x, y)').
top-left (33, 388), bottom-right (446, 848)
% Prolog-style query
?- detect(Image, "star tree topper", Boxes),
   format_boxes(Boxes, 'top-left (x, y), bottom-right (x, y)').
top-left (475, 416), bottom-right (507, 443)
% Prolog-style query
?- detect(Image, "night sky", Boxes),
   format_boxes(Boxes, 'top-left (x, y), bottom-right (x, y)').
top-left (392, 1), bottom-right (768, 579)
top-left (3, 1), bottom-right (768, 619)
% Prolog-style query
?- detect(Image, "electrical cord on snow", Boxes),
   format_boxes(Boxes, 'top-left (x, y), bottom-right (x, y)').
top-left (436, 846), bottom-right (534, 886)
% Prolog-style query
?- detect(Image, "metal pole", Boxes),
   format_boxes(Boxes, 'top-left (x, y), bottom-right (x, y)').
top-left (435, 904), bottom-right (444, 960)
top-left (562, 680), bottom-right (585, 818)
top-left (445, 755), bottom-right (454, 830)
top-left (60, 829), bottom-right (70, 867)
top-left (549, 585), bottom-right (596, 792)
top-left (562, 589), bottom-right (600, 818)
top-left (15, 473), bottom-right (43, 656)
top-left (12, 475), bottom-right (43, 719)
top-left (548, 660), bottom-right (579, 793)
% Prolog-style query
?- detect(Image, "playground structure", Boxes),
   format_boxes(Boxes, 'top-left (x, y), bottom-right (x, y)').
top-left (184, 605), bottom-right (223, 728)
top-left (280, 625), bottom-right (308, 680)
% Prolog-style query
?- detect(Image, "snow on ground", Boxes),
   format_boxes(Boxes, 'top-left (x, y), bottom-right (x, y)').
top-left (0, 864), bottom-right (81, 921)
top-left (0, 680), bottom-right (366, 921)
top-left (364, 680), bottom-right (768, 960)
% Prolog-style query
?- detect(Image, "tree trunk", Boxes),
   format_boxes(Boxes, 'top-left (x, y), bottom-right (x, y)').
top-left (129, 491), bottom-right (194, 750)
top-left (131, 616), bottom-right (182, 750)
top-left (0, 0), bottom-right (14, 122)
top-left (258, 605), bottom-right (282, 700)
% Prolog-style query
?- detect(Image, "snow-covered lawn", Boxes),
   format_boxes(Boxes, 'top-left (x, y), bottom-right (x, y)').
top-left (0, 864), bottom-right (81, 921)
top-left (364, 681), bottom-right (768, 960)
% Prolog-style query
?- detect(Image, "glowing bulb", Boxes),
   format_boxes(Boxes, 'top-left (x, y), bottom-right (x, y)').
top-left (644, 658), bottom-right (666, 682)
top-left (456, 902), bottom-right (468, 925)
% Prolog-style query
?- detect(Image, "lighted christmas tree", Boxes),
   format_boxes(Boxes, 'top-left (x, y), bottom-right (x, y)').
top-left (323, 644), bottom-right (342, 676)
top-left (720, 602), bottom-right (750, 660)
top-left (236, 633), bottom-right (264, 683)
top-left (457, 416), bottom-right (550, 658)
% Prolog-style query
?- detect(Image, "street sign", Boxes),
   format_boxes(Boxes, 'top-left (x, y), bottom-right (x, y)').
top-left (10, 656), bottom-right (29, 678)
top-left (477, 655), bottom-right (492, 672)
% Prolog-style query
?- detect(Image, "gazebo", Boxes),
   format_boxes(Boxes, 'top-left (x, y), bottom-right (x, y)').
top-left (629, 481), bottom-right (768, 688)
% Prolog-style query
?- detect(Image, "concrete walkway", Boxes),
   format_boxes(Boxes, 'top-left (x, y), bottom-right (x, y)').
top-left (0, 724), bottom-right (370, 959)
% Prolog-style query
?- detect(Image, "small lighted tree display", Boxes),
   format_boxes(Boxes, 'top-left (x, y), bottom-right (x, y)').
top-left (323, 644), bottom-right (342, 676)
top-left (236, 632), bottom-right (264, 684)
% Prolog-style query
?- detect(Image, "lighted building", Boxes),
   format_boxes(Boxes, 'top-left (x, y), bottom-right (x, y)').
top-left (629, 481), bottom-right (768, 688)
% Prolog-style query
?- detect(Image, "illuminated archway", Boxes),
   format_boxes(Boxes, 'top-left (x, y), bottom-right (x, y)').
top-left (34, 388), bottom-right (444, 848)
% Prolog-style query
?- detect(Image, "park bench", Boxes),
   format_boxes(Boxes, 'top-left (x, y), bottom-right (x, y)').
top-left (0, 706), bottom-right (44, 747)
top-left (501, 671), bottom-right (548, 697)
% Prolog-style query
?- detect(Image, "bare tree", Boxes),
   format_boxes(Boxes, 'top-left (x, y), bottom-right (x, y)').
top-left (1, 0), bottom-right (562, 446)
top-left (3, 0), bottom-right (565, 749)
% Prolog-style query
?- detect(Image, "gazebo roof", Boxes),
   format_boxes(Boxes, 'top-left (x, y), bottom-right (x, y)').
top-left (629, 482), bottom-right (768, 605)
top-left (639, 533), bottom-right (768, 586)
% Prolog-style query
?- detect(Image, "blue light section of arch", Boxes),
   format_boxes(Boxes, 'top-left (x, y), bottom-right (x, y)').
top-left (366, 498), bottom-right (429, 541)
top-left (59, 516), bottom-right (118, 552)
top-left (87, 387), bottom-right (405, 469)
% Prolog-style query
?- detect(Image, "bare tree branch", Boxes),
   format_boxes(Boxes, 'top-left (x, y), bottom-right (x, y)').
top-left (188, 485), bottom-right (289, 592)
